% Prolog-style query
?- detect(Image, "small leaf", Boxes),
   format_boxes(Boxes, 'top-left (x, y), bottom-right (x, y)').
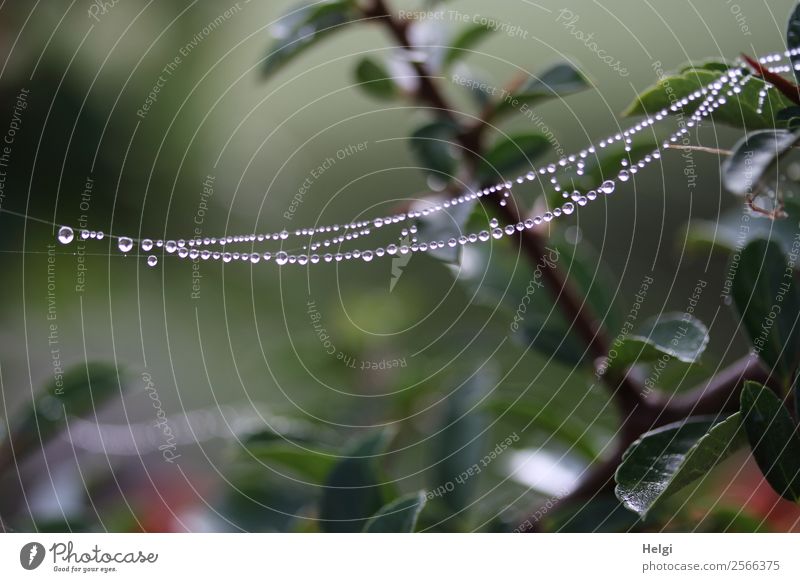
top-left (740, 382), bottom-right (800, 502)
top-left (788, 3), bottom-right (800, 85)
top-left (363, 491), bottom-right (427, 532)
top-left (732, 240), bottom-right (800, 386)
top-left (495, 63), bottom-right (591, 116)
top-left (478, 133), bottom-right (551, 180)
top-left (609, 313), bottom-right (709, 373)
top-left (722, 130), bottom-right (800, 196)
top-left (409, 121), bottom-right (461, 180)
top-left (319, 429), bottom-right (393, 532)
top-left (354, 57), bottom-right (398, 100)
top-left (615, 415), bottom-right (746, 518)
top-left (443, 23), bottom-right (494, 69)
top-left (263, 0), bottom-right (358, 77)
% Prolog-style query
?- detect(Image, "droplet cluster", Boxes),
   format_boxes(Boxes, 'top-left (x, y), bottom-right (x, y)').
top-left (53, 51), bottom-right (795, 268)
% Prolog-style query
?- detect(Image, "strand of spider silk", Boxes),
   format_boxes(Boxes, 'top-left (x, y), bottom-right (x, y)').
top-left (134, 72), bottom-right (741, 268)
top-left (52, 67), bottom-right (730, 267)
top-left (54, 51), bottom-right (787, 253)
top-left (54, 56), bottom-right (770, 265)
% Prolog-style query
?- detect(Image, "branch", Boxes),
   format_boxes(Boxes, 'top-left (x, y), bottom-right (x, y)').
top-left (658, 355), bottom-right (769, 420)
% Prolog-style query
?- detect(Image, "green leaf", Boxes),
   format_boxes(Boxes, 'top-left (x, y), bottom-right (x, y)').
top-left (609, 313), bottom-right (709, 373)
top-left (625, 65), bottom-right (795, 130)
top-left (615, 415), bottom-right (746, 518)
top-left (243, 442), bottom-right (336, 483)
top-left (722, 130), bottom-right (800, 196)
top-left (262, 0), bottom-right (358, 77)
top-left (363, 491), bottom-right (427, 532)
top-left (478, 133), bottom-right (551, 180)
top-left (685, 207), bottom-right (800, 258)
top-left (1, 363), bottom-right (124, 466)
top-left (443, 23), bottom-right (494, 69)
top-left (319, 429), bottom-right (393, 532)
top-left (495, 63), bottom-right (591, 117)
top-left (740, 382), bottom-right (800, 502)
top-left (788, 3), bottom-right (800, 85)
top-left (432, 369), bottom-right (491, 515)
top-left (354, 57), bottom-right (398, 100)
top-left (409, 121), bottom-right (461, 180)
top-left (732, 240), bottom-right (800, 385)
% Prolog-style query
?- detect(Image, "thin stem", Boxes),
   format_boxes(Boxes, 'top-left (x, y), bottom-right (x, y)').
top-left (665, 144), bottom-right (733, 156)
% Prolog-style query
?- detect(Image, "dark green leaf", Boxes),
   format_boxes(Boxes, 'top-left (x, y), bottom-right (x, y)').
top-left (319, 429), bottom-right (393, 532)
top-left (722, 130), bottom-right (800, 196)
top-left (432, 369), bottom-right (491, 515)
top-left (732, 240), bottom-right (800, 385)
top-left (609, 313), bottom-right (709, 373)
top-left (243, 442), bottom-right (336, 483)
top-left (263, 0), bottom-right (358, 77)
top-left (0, 363), bottom-right (124, 467)
top-left (354, 57), bottom-right (398, 100)
top-left (443, 23), bottom-right (494, 69)
top-left (625, 66), bottom-right (795, 130)
top-left (740, 382), bottom-right (800, 502)
top-left (495, 63), bottom-right (591, 117)
top-left (409, 121), bottom-right (461, 180)
top-left (685, 207), bottom-right (800, 258)
top-left (788, 3), bottom-right (800, 85)
top-left (777, 106), bottom-right (800, 129)
top-left (542, 493), bottom-right (641, 532)
top-left (363, 491), bottom-right (427, 532)
top-left (615, 414), bottom-right (746, 518)
top-left (478, 133), bottom-right (551, 180)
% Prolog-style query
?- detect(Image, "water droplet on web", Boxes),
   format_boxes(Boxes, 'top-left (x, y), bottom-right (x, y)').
top-left (57, 226), bottom-right (74, 244)
top-left (618, 170), bottom-right (630, 182)
top-left (600, 180), bottom-right (615, 195)
top-left (147, 255), bottom-right (158, 267)
top-left (275, 252), bottom-right (289, 266)
top-left (118, 237), bottom-right (133, 253)
top-left (141, 239), bottom-right (154, 251)
top-left (562, 203), bottom-right (575, 215)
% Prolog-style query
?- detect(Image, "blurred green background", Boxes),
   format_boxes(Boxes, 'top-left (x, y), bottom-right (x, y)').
top-left (1, 0), bottom-right (798, 532)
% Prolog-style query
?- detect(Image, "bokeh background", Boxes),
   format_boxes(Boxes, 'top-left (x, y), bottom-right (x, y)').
top-left (1, 0), bottom-right (799, 532)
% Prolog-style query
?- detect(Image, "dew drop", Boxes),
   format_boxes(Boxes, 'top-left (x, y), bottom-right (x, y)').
top-left (618, 170), bottom-right (630, 182)
top-left (147, 255), bottom-right (158, 267)
top-left (250, 253), bottom-right (261, 264)
top-left (362, 250), bottom-right (374, 262)
top-left (141, 239), bottom-right (154, 251)
top-left (562, 203), bottom-right (575, 215)
top-left (600, 180), bottom-right (615, 195)
top-left (57, 226), bottom-right (74, 244)
top-left (492, 228), bottom-right (503, 239)
top-left (275, 252), bottom-right (289, 266)
top-left (116, 237), bottom-right (133, 253)
top-left (222, 252), bottom-right (232, 263)
top-left (478, 230), bottom-right (490, 242)
top-left (489, 218), bottom-right (499, 228)
top-left (165, 240), bottom-right (177, 253)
